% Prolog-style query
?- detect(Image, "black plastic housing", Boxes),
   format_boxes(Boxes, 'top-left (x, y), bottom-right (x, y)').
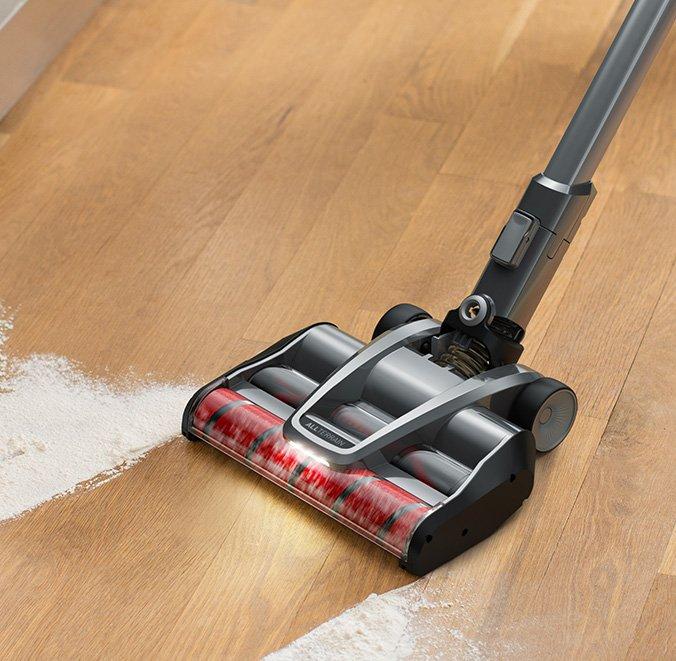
top-left (403, 431), bottom-right (534, 574)
top-left (472, 175), bottom-right (596, 329)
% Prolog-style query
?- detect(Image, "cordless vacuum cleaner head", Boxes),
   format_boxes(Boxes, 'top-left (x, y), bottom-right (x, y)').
top-left (183, 0), bottom-right (675, 575)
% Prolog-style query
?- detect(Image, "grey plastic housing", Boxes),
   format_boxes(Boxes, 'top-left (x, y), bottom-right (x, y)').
top-left (198, 322), bottom-right (538, 503)
top-left (284, 319), bottom-right (539, 465)
top-left (473, 175), bottom-right (595, 328)
top-left (182, 321), bottom-right (537, 573)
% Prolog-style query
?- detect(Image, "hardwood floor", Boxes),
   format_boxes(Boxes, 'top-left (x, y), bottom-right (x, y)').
top-left (0, 0), bottom-right (673, 657)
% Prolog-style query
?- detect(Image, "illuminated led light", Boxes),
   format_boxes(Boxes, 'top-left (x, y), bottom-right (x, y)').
top-left (288, 439), bottom-right (330, 467)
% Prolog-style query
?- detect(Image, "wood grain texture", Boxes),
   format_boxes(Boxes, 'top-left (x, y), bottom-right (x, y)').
top-left (626, 574), bottom-right (675, 659)
top-left (0, 0), bottom-right (674, 657)
top-left (244, 115), bottom-right (458, 343)
top-left (531, 191), bottom-right (674, 420)
top-left (127, 0), bottom-right (456, 376)
top-left (525, 266), bottom-right (676, 658)
top-left (0, 0), bottom-right (103, 119)
top-left (386, 0), bottom-right (540, 123)
top-left (596, 26), bottom-right (676, 195)
top-left (62, 0), bottom-right (208, 89)
top-left (660, 525), bottom-right (676, 576)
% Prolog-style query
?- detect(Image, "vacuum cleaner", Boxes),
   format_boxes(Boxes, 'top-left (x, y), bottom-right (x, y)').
top-left (183, 0), bottom-right (675, 575)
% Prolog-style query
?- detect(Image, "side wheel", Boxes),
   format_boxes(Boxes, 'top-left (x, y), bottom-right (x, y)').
top-left (372, 303), bottom-right (431, 340)
top-left (511, 378), bottom-right (577, 452)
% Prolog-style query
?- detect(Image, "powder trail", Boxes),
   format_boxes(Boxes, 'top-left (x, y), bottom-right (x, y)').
top-left (0, 304), bottom-right (195, 521)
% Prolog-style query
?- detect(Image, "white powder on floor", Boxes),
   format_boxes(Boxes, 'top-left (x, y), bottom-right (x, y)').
top-left (0, 304), bottom-right (195, 521)
top-left (0, 305), bottom-right (13, 375)
top-left (267, 583), bottom-right (424, 661)
top-left (266, 579), bottom-right (528, 660)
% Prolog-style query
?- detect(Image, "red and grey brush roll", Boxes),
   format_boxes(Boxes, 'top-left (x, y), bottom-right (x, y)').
top-left (189, 387), bottom-right (430, 557)
top-left (183, 323), bottom-right (536, 575)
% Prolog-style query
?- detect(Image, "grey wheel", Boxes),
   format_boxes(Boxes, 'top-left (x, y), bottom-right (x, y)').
top-left (511, 378), bottom-right (577, 452)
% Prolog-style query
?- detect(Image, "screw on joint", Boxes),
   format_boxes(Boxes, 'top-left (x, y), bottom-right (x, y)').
top-left (459, 295), bottom-right (494, 327)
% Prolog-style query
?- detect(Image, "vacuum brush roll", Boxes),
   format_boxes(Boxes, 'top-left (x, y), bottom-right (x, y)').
top-left (188, 386), bottom-right (432, 557)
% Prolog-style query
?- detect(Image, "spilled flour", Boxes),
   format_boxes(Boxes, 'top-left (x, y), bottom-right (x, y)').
top-left (0, 304), bottom-right (195, 521)
top-left (266, 578), bottom-right (533, 660)
top-left (268, 584), bottom-right (422, 660)
top-left (265, 581), bottom-right (520, 660)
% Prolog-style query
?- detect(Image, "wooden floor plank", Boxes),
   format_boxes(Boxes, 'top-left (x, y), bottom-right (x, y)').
top-left (386, 0), bottom-right (539, 123)
top-left (126, 0), bottom-right (458, 377)
top-left (0, 0), bottom-right (288, 266)
top-left (0, 0), bottom-right (673, 657)
top-left (0, 81), bottom-right (130, 253)
top-left (519, 188), bottom-right (610, 362)
top-left (0, 0), bottom-right (117, 135)
top-left (0, 0), bottom-right (367, 372)
top-left (531, 191), bottom-right (674, 420)
top-left (243, 0), bottom-right (569, 346)
top-left (281, 530), bottom-right (415, 645)
top-left (523, 264), bottom-right (675, 658)
top-left (63, 0), bottom-right (212, 89)
top-left (59, 0), bottom-right (373, 376)
top-left (0, 442), bottom-right (261, 657)
top-left (659, 525), bottom-right (676, 576)
top-left (595, 32), bottom-right (676, 195)
top-left (243, 115), bottom-right (458, 343)
top-left (155, 470), bottom-right (340, 659)
top-left (626, 574), bottom-right (675, 659)
top-left (358, 174), bottom-right (522, 320)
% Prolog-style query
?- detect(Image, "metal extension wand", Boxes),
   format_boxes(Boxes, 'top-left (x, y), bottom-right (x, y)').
top-left (463, 0), bottom-right (675, 345)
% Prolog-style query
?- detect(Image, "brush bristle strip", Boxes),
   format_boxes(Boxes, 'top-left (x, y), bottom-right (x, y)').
top-left (190, 387), bottom-right (430, 557)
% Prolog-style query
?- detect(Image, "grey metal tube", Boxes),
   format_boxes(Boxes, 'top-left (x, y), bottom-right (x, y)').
top-left (544, 0), bottom-right (675, 186)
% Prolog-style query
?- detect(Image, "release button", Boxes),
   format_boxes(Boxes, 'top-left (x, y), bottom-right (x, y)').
top-left (491, 212), bottom-right (539, 269)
